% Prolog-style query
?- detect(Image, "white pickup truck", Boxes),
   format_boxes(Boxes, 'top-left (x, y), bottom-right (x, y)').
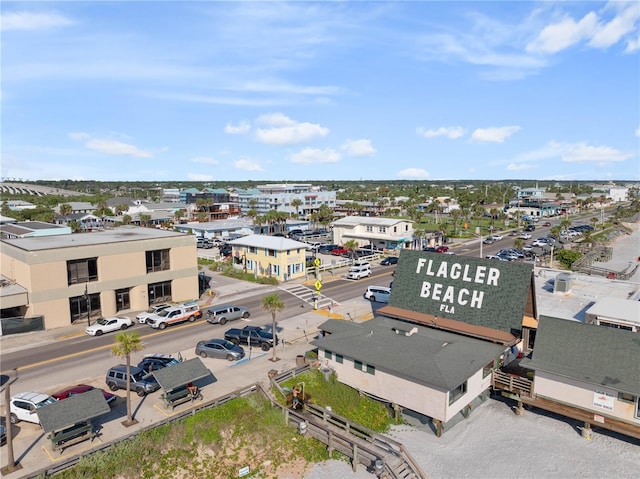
top-left (145, 301), bottom-right (201, 330)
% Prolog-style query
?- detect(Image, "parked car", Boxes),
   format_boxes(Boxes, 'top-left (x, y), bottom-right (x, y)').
top-left (195, 339), bottom-right (245, 361)
top-left (423, 247), bottom-right (437, 252)
top-left (206, 304), bottom-right (250, 325)
top-left (136, 303), bottom-right (172, 324)
top-left (137, 353), bottom-right (182, 373)
top-left (330, 247), bottom-right (349, 256)
top-left (364, 286), bottom-right (392, 303)
top-left (318, 244), bottom-right (338, 254)
top-left (86, 316), bottom-right (133, 336)
top-left (0, 418), bottom-right (7, 446)
top-left (105, 365), bottom-right (160, 396)
top-left (52, 384), bottom-right (117, 406)
top-left (485, 255), bottom-right (508, 261)
top-left (435, 245), bottom-right (449, 253)
top-left (380, 256), bottom-right (398, 266)
top-left (9, 392), bottom-right (57, 424)
top-left (196, 237), bottom-right (213, 249)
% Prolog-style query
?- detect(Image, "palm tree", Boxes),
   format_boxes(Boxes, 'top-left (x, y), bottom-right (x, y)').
top-left (291, 198), bottom-right (303, 217)
top-left (262, 293), bottom-right (285, 362)
top-left (344, 239), bottom-right (359, 260)
top-left (59, 203), bottom-right (72, 223)
top-left (111, 331), bottom-right (144, 426)
top-left (139, 213), bottom-right (152, 227)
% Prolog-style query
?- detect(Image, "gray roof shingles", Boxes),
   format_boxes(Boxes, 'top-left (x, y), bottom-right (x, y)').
top-left (521, 316), bottom-right (640, 395)
top-left (38, 388), bottom-right (110, 433)
top-left (312, 317), bottom-right (505, 391)
top-left (152, 358), bottom-right (212, 392)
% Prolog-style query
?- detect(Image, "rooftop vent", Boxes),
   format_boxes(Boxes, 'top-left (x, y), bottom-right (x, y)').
top-left (554, 273), bottom-right (573, 294)
top-left (392, 327), bottom-right (418, 337)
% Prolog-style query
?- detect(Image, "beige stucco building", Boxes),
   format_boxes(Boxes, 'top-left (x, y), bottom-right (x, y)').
top-left (226, 234), bottom-right (310, 282)
top-left (0, 226), bottom-right (198, 330)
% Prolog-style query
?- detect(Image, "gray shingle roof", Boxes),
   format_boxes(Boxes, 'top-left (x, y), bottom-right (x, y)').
top-left (38, 388), bottom-right (110, 433)
top-left (311, 317), bottom-right (505, 391)
top-left (153, 358), bottom-right (212, 392)
top-left (521, 316), bottom-right (640, 395)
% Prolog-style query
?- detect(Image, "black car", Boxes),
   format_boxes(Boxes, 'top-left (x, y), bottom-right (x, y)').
top-left (318, 244), bottom-right (338, 254)
top-left (524, 224), bottom-right (536, 232)
top-left (381, 256), bottom-right (399, 266)
top-left (137, 354), bottom-right (182, 373)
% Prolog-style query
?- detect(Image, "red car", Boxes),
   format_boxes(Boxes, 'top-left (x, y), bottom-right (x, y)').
top-left (543, 222), bottom-right (552, 227)
top-left (435, 245), bottom-right (449, 253)
top-left (52, 384), bottom-right (117, 406)
top-left (330, 247), bottom-right (349, 256)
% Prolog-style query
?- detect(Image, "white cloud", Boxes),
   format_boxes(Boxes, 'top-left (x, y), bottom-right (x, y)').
top-left (397, 168), bottom-right (430, 179)
top-left (416, 126), bottom-right (465, 139)
top-left (507, 163), bottom-right (536, 171)
top-left (635, 126), bottom-right (640, 137)
top-left (626, 34), bottom-right (640, 52)
top-left (471, 126), bottom-right (520, 143)
top-left (290, 148), bottom-right (340, 164)
top-left (224, 121), bottom-right (251, 135)
top-left (256, 113), bottom-right (297, 127)
top-left (69, 133), bottom-right (152, 158)
top-left (191, 157), bottom-right (219, 165)
top-left (187, 173), bottom-right (215, 181)
top-left (255, 115), bottom-right (329, 145)
top-left (558, 142), bottom-right (633, 163)
top-left (68, 132), bottom-right (90, 141)
top-left (588, 2), bottom-right (640, 49)
top-left (0, 11), bottom-right (74, 31)
top-left (526, 12), bottom-right (598, 54)
top-left (233, 158), bottom-right (264, 171)
top-left (341, 139), bottom-right (376, 157)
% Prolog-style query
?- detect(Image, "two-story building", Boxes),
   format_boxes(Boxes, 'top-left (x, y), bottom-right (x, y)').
top-left (332, 216), bottom-right (414, 251)
top-left (226, 234), bottom-right (310, 282)
top-left (0, 226), bottom-right (198, 330)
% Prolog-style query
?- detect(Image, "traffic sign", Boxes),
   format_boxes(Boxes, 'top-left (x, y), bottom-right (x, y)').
top-left (314, 258), bottom-right (321, 267)
top-left (314, 280), bottom-right (322, 291)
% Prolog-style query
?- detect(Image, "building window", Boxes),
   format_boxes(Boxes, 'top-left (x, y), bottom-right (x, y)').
top-left (483, 360), bottom-right (494, 378)
top-left (366, 364), bottom-right (375, 375)
top-left (618, 392), bottom-right (636, 403)
top-left (267, 249), bottom-right (276, 257)
top-left (269, 264), bottom-right (280, 276)
top-left (69, 293), bottom-right (101, 323)
top-left (354, 360), bottom-right (364, 371)
top-left (116, 288), bottom-right (131, 312)
top-left (67, 258), bottom-right (98, 285)
top-left (335, 354), bottom-right (343, 364)
top-left (378, 226), bottom-right (387, 233)
top-left (449, 381), bottom-right (468, 405)
top-left (146, 249), bottom-right (170, 273)
top-left (366, 226), bottom-right (373, 232)
top-left (148, 281), bottom-right (172, 303)
top-left (324, 350), bottom-right (332, 360)
top-left (249, 246), bottom-right (257, 254)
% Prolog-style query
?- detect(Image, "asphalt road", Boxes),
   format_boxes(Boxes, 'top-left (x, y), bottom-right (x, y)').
top-left (0, 268), bottom-right (395, 395)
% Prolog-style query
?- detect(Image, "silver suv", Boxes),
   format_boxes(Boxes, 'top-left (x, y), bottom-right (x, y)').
top-left (105, 365), bottom-right (160, 397)
top-left (206, 304), bottom-right (250, 325)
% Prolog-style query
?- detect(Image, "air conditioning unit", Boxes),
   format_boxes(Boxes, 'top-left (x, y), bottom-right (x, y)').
top-left (554, 273), bottom-right (573, 293)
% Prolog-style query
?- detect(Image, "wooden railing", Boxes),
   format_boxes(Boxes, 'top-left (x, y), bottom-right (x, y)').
top-left (492, 370), bottom-right (534, 397)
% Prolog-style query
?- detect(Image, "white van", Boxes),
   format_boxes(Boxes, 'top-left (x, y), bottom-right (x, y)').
top-left (364, 286), bottom-right (391, 303)
top-left (347, 264), bottom-right (371, 280)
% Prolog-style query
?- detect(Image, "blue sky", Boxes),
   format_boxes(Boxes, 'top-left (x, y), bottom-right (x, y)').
top-left (1, 1), bottom-right (639, 183)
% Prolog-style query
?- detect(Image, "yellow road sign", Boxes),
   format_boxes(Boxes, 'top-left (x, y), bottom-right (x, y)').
top-left (314, 280), bottom-right (322, 291)
top-left (314, 258), bottom-right (321, 267)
